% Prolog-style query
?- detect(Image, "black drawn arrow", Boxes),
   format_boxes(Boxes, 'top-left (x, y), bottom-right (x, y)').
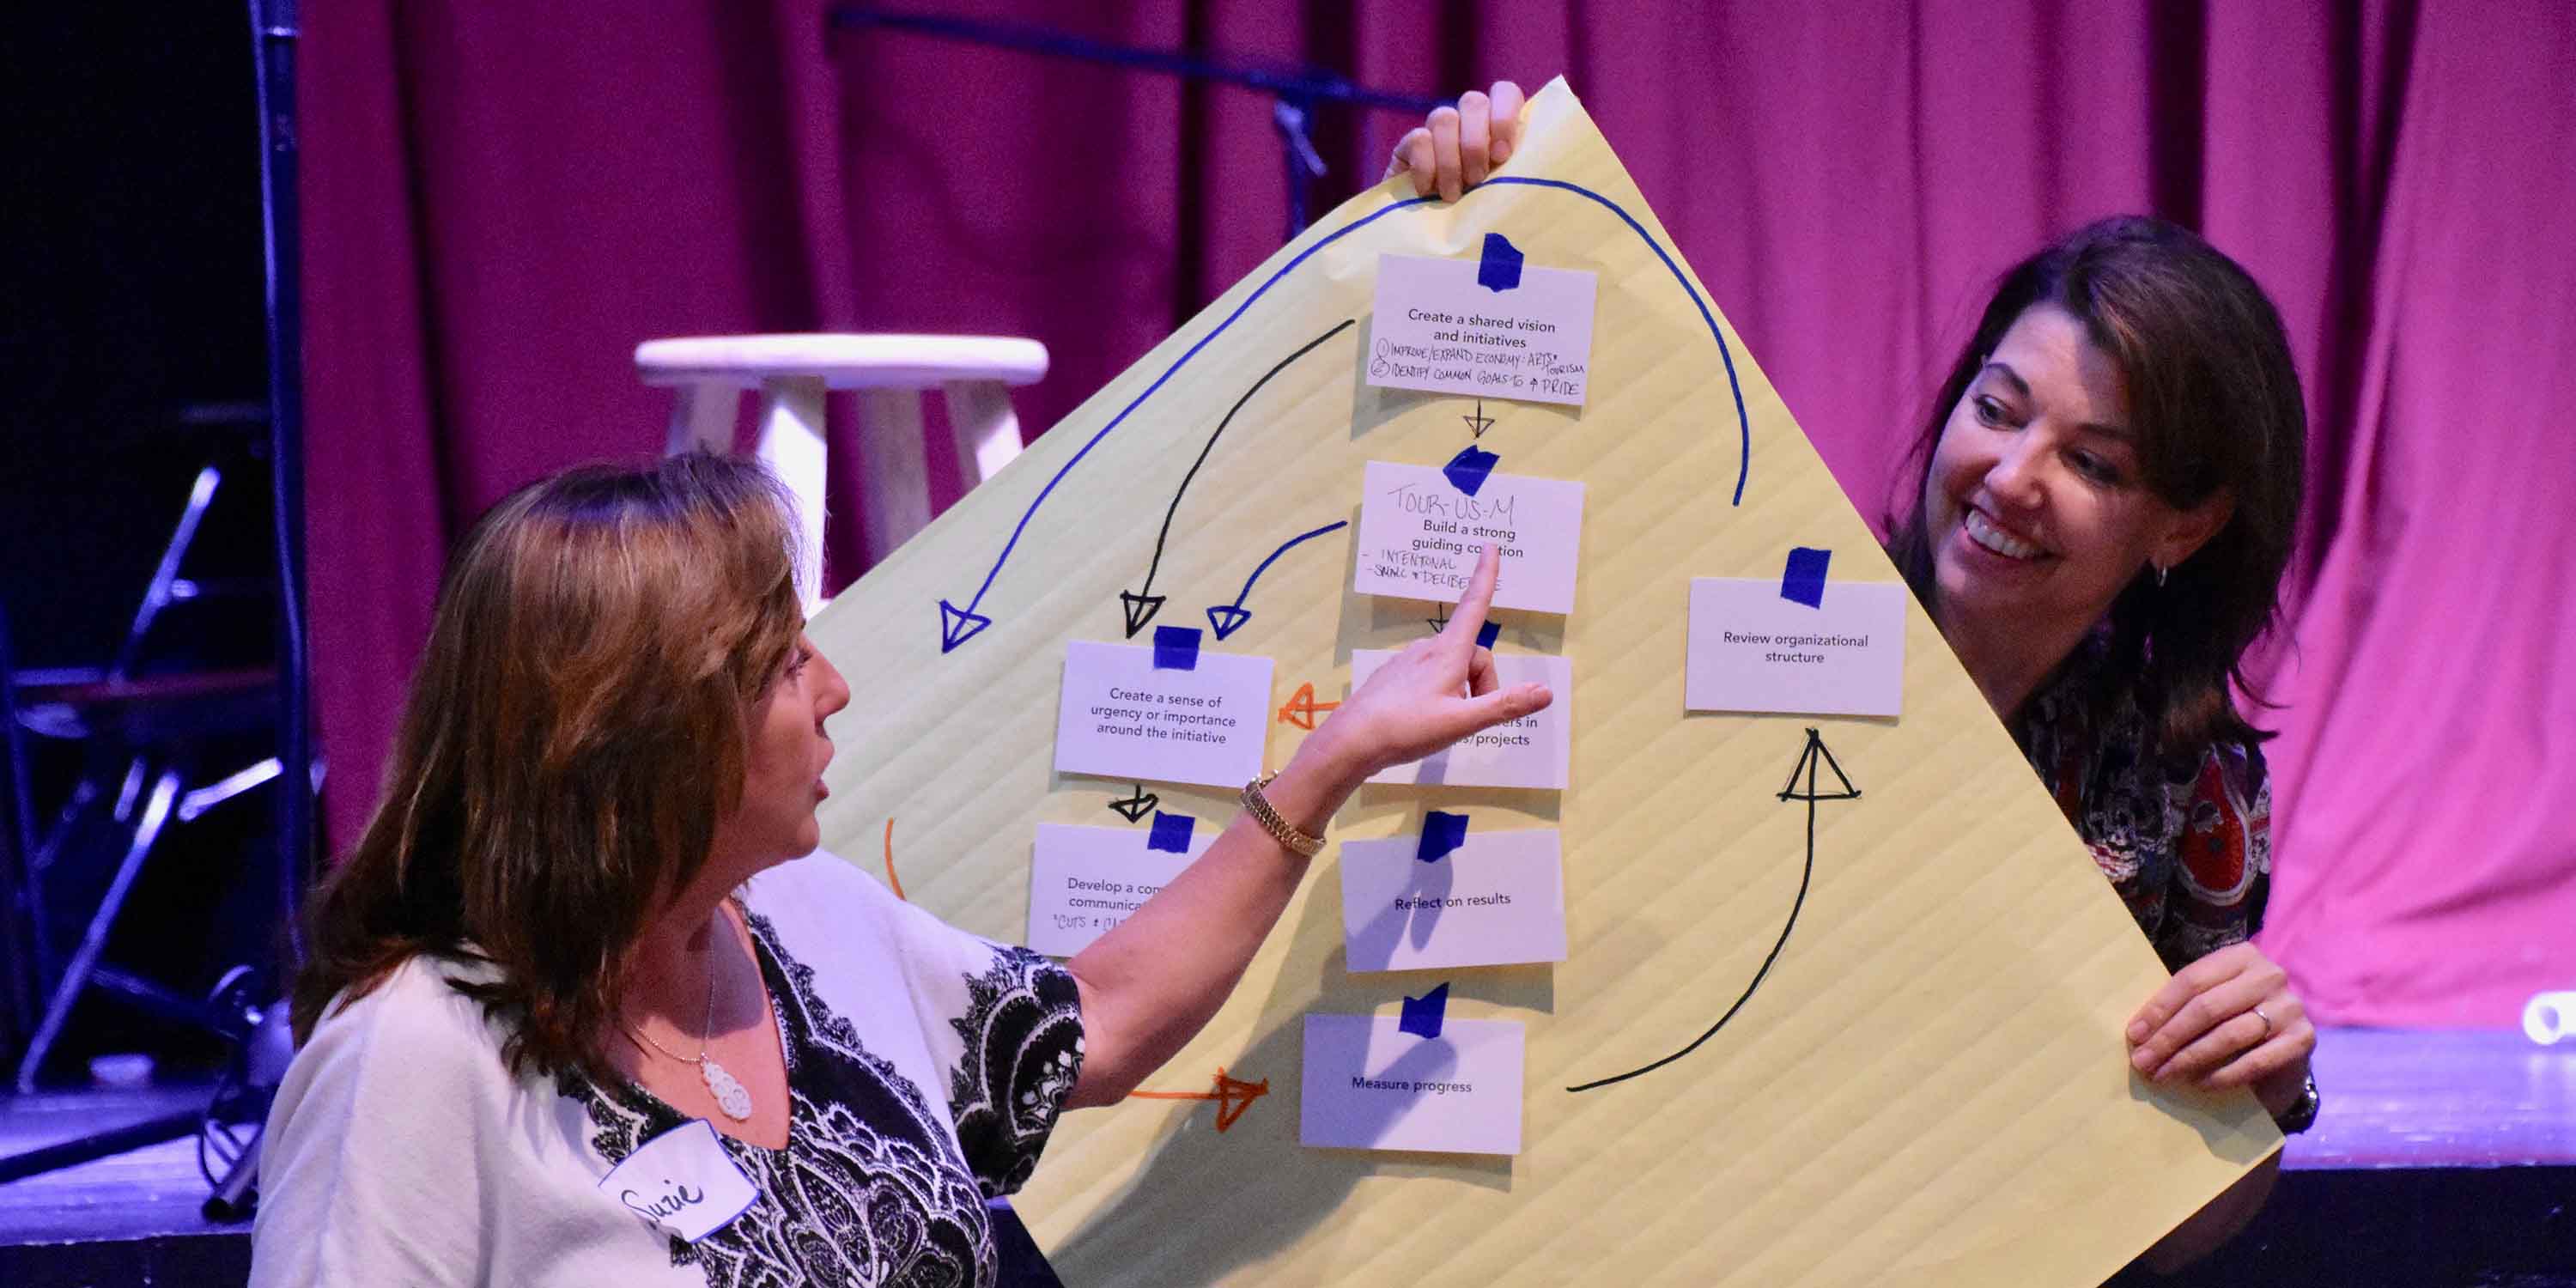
top-left (1567, 726), bottom-right (1858, 1093)
top-left (1119, 318), bottom-right (1358, 637)
top-left (1462, 398), bottom-right (1495, 439)
top-left (1107, 785), bottom-right (1160, 824)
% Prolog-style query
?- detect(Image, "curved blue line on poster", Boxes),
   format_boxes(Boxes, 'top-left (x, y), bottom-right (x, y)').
top-left (938, 177), bottom-right (1753, 653)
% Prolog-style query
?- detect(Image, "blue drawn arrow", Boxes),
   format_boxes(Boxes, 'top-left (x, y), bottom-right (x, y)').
top-left (1204, 519), bottom-right (1348, 641)
top-left (937, 176), bottom-right (1754, 654)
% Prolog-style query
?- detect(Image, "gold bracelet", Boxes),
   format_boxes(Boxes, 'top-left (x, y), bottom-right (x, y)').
top-left (1241, 774), bottom-right (1326, 858)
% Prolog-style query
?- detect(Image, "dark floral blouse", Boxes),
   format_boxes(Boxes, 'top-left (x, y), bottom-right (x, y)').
top-left (2014, 637), bottom-right (2274, 971)
top-left (562, 907), bottom-right (1083, 1288)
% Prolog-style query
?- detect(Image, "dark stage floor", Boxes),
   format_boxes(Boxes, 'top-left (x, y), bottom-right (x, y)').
top-left (2286, 1027), bottom-right (2575, 1170)
top-left (0, 1081), bottom-right (253, 1286)
top-left (2160, 1027), bottom-right (2576, 1287)
top-left (3, 1028), bottom-right (2571, 1285)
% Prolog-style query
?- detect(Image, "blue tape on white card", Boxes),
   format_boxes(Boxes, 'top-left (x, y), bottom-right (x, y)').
top-left (1477, 234), bottom-right (1524, 292)
top-left (1152, 624), bottom-right (1203, 670)
top-left (1417, 811), bottom-right (1469, 863)
top-left (1147, 811), bottom-right (1196, 854)
top-left (1475, 620), bottom-right (1501, 650)
top-left (1399, 982), bottom-right (1450, 1040)
top-left (1782, 547), bottom-right (1831, 608)
top-left (1443, 445), bottom-right (1500, 498)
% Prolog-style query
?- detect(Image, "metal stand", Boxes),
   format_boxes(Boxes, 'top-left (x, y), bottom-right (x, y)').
top-left (1, 606), bottom-right (41, 1050)
top-left (194, 0), bottom-right (308, 1224)
top-left (204, 982), bottom-right (295, 1221)
top-left (0, 974), bottom-right (270, 1187)
top-left (826, 6), bottom-right (1443, 240)
top-left (7, 462), bottom-right (280, 1094)
top-left (0, 1107), bottom-right (208, 1187)
top-left (203, 1127), bottom-right (263, 1220)
top-left (0, 0), bottom-right (306, 1211)
top-left (252, 0), bottom-right (310, 971)
top-left (14, 770), bottom-right (179, 1093)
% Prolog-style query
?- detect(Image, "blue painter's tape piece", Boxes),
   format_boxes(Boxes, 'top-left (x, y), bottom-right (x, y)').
top-left (1782, 547), bottom-right (1832, 608)
top-left (1147, 811), bottom-right (1196, 854)
top-left (1153, 625), bottom-right (1202, 670)
top-left (1399, 982), bottom-right (1450, 1040)
top-left (1477, 233), bottom-right (1524, 292)
top-left (1443, 445), bottom-right (1500, 498)
top-left (1475, 620), bottom-right (1501, 650)
top-left (1418, 811), bottom-right (1470, 864)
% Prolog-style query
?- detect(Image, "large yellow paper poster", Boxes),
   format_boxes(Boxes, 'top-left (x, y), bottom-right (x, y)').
top-left (810, 78), bottom-right (2274, 1286)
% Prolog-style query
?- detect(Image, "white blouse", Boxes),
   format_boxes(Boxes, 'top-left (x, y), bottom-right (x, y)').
top-left (250, 853), bottom-right (1084, 1287)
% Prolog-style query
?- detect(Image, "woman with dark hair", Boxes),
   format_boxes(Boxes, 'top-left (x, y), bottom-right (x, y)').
top-left (249, 453), bottom-right (1551, 1285)
top-left (1396, 88), bottom-right (2318, 1267)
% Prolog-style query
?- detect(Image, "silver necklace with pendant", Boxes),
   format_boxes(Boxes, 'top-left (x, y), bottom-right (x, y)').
top-left (630, 915), bottom-right (756, 1122)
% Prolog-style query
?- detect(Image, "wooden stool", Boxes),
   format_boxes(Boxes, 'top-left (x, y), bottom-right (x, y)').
top-left (635, 335), bottom-right (1049, 609)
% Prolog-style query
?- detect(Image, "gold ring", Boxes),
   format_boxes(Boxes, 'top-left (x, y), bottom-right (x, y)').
top-left (2251, 1005), bottom-right (2274, 1040)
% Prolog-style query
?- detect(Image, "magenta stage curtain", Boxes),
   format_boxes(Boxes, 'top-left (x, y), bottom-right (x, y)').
top-left (301, 1), bottom-right (2575, 1026)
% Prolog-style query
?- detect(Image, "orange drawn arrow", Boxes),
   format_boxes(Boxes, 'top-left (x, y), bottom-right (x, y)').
top-left (882, 818), bottom-right (906, 902)
top-left (1127, 1066), bottom-right (1268, 1132)
top-left (1276, 682), bottom-right (1339, 731)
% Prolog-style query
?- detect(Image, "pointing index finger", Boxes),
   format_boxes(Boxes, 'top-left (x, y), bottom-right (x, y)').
top-left (1443, 544), bottom-right (1503, 652)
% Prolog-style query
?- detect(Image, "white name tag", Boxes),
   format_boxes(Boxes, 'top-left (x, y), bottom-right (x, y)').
top-left (598, 1119), bottom-right (759, 1244)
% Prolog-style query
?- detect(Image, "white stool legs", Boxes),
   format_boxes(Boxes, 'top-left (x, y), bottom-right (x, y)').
top-left (638, 334), bottom-right (1048, 609)
top-left (944, 380), bottom-right (1024, 485)
top-left (756, 376), bottom-right (830, 614)
top-left (857, 388), bottom-right (930, 574)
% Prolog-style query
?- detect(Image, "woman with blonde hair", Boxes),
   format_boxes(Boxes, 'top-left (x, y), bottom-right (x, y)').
top-left (251, 452), bottom-right (1549, 1285)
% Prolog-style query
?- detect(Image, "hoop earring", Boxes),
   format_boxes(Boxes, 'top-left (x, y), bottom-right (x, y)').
top-left (2154, 562), bottom-right (2170, 588)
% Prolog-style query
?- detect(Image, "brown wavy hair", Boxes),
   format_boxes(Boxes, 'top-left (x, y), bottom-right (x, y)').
top-left (1886, 216), bottom-right (2306, 757)
top-left (290, 452), bottom-right (805, 1078)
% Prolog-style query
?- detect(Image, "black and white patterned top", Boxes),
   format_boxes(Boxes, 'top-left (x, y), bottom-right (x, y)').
top-left (2014, 633), bottom-right (2274, 971)
top-left (247, 854), bottom-right (1085, 1288)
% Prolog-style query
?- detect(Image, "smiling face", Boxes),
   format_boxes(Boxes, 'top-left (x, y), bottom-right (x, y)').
top-left (714, 634), bottom-right (850, 871)
top-left (1921, 303), bottom-right (2231, 664)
